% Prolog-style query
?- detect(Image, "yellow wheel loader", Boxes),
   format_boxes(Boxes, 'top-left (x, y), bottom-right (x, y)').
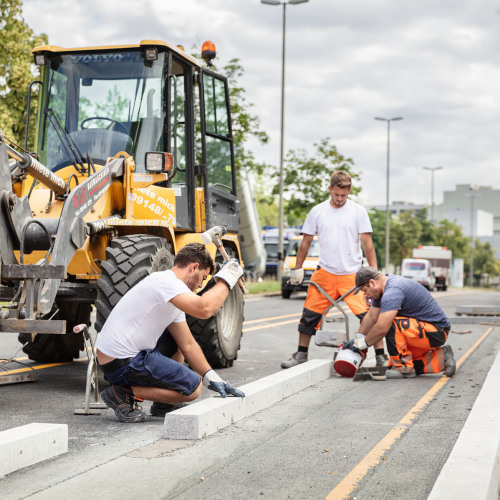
top-left (0, 40), bottom-right (244, 368)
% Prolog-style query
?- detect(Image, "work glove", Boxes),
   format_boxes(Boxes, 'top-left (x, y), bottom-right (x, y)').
top-left (203, 369), bottom-right (245, 398)
top-left (290, 268), bottom-right (304, 286)
top-left (342, 337), bottom-right (368, 353)
top-left (214, 258), bottom-right (244, 290)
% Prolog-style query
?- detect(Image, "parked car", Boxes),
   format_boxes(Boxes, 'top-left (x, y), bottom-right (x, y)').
top-left (262, 227), bottom-right (300, 276)
top-left (281, 235), bottom-right (320, 298)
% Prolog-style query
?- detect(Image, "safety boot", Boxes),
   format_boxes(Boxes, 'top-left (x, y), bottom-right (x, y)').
top-left (281, 351), bottom-right (307, 369)
top-left (386, 369), bottom-right (416, 379)
top-left (375, 353), bottom-right (389, 367)
top-left (150, 402), bottom-right (186, 417)
top-left (443, 345), bottom-right (456, 377)
top-left (100, 385), bottom-right (146, 423)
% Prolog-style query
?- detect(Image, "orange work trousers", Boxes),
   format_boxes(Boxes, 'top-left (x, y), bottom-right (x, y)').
top-left (298, 267), bottom-right (368, 335)
top-left (386, 317), bottom-right (449, 375)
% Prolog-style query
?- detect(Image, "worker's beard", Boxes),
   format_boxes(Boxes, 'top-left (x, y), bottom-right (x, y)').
top-left (186, 270), bottom-right (202, 291)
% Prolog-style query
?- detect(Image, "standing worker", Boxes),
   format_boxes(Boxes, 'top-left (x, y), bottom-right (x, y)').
top-left (281, 170), bottom-right (387, 369)
top-left (96, 242), bottom-right (245, 423)
top-left (342, 267), bottom-right (456, 378)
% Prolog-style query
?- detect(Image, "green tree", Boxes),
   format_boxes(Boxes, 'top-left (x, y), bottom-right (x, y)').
top-left (468, 240), bottom-right (500, 282)
top-left (434, 219), bottom-right (469, 259)
top-left (277, 138), bottom-right (360, 224)
top-left (368, 208), bottom-right (386, 267)
top-left (0, 0), bottom-right (47, 148)
top-left (223, 58), bottom-right (269, 175)
top-left (389, 211), bottom-right (423, 265)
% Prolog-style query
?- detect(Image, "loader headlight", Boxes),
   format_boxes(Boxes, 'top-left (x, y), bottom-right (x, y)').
top-left (34, 54), bottom-right (47, 66)
top-left (145, 152), bottom-right (173, 173)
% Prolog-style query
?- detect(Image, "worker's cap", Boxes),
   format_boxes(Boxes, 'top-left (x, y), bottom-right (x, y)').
top-left (353, 267), bottom-right (380, 294)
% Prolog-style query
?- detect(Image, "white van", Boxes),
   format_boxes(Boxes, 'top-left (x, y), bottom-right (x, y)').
top-left (401, 258), bottom-right (435, 291)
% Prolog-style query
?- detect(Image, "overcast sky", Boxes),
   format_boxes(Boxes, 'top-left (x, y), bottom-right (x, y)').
top-left (23, 0), bottom-right (500, 207)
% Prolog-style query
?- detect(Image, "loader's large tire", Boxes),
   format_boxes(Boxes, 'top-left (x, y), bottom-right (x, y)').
top-left (187, 282), bottom-right (244, 368)
top-left (19, 303), bottom-right (91, 362)
top-left (95, 235), bottom-right (174, 332)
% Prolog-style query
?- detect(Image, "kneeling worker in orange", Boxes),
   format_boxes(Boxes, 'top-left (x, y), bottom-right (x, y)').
top-left (342, 267), bottom-right (456, 379)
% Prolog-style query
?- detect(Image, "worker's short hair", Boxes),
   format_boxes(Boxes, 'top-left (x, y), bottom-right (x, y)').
top-left (330, 170), bottom-right (352, 190)
top-left (174, 242), bottom-right (215, 274)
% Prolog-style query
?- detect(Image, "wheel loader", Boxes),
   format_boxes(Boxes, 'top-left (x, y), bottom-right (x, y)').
top-left (0, 40), bottom-right (244, 369)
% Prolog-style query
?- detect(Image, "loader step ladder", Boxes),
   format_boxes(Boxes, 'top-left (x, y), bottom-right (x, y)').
top-left (73, 324), bottom-right (107, 415)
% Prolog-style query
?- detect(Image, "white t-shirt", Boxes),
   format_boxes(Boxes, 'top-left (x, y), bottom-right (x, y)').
top-left (95, 269), bottom-right (190, 359)
top-left (302, 199), bottom-right (372, 275)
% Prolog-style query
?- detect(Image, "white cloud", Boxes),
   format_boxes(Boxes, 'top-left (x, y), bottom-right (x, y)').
top-left (22, 0), bottom-right (500, 206)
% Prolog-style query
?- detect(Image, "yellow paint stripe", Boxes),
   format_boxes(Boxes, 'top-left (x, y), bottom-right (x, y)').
top-left (243, 318), bottom-right (301, 333)
top-left (243, 311), bottom-right (344, 332)
top-left (1, 361), bottom-right (72, 375)
top-left (244, 313), bottom-right (302, 325)
top-left (325, 327), bottom-right (494, 500)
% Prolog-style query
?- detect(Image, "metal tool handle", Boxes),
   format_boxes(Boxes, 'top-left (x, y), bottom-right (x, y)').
top-left (217, 244), bottom-right (249, 295)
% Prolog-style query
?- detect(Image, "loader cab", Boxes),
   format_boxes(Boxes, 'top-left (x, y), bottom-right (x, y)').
top-left (32, 41), bottom-right (238, 233)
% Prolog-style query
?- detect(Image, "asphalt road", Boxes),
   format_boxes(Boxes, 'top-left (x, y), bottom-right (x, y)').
top-left (1, 288), bottom-right (500, 499)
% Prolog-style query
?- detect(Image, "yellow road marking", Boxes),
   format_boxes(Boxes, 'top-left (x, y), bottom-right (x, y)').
top-left (243, 310), bottom-right (344, 333)
top-left (244, 313), bottom-right (302, 325)
top-left (325, 327), bottom-right (494, 500)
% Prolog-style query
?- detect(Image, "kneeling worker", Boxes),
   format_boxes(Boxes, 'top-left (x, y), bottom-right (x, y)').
top-left (342, 267), bottom-right (456, 379)
top-left (96, 242), bottom-right (245, 423)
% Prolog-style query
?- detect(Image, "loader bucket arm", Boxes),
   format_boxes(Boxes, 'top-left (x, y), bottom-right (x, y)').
top-left (38, 158), bottom-right (124, 314)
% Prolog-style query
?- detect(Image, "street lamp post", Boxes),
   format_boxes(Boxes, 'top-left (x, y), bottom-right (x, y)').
top-left (422, 166), bottom-right (443, 223)
top-left (465, 191), bottom-right (480, 287)
top-left (375, 116), bottom-right (403, 272)
top-left (261, 0), bottom-right (309, 282)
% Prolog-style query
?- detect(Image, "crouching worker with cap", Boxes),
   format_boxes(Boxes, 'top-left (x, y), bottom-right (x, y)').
top-left (342, 266), bottom-right (456, 379)
top-left (95, 242), bottom-right (245, 423)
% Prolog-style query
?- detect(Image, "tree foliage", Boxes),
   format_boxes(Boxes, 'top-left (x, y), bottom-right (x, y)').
top-left (276, 137), bottom-right (360, 225)
top-left (0, 0), bottom-right (47, 148)
top-left (369, 207), bottom-right (500, 281)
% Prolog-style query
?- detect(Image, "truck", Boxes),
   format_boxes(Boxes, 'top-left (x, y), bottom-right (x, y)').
top-left (0, 40), bottom-right (248, 370)
top-left (401, 258), bottom-right (435, 291)
top-left (411, 246), bottom-right (453, 291)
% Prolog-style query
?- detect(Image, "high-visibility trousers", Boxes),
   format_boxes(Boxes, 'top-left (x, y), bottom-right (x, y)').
top-left (386, 317), bottom-right (449, 374)
top-left (298, 267), bottom-right (368, 335)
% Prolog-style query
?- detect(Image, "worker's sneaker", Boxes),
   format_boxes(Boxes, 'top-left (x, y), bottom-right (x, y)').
top-left (100, 385), bottom-right (146, 423)
top-left (443, 345), bottom-right (456, 377)
top-left (375, 353), bottom-right (389, 367)
top-left (281, 351), bottom-right (308, 369)
top-left (150, 402), bottom-right (187, 417)
top-left (386, 368), bottom-right (417, 379)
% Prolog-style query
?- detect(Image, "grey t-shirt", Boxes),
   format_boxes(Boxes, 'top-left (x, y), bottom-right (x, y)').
top-left (371, 275), bottom-right (450, 330)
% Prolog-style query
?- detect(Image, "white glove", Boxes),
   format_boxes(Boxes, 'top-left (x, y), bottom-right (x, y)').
top-left (354, 337), bottom-right (368, 350)
top-left (214, 258), bottom-right (244, 290)
top-left (290, 268), bottom-right (304, 286)
top-left (203, 369), bottom-right (246, 398)
top-left (341, 336), bottom-right (368, 353)
top-left (203, 369), bottom-right (223, 387)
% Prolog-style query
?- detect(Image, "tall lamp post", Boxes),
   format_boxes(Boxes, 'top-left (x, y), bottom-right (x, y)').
top-left (375, 116), bottom-right (403, 272)
top-left (465, 191), bottom-right (480, 287)
top-left (261, 0), bottom-right (309, 282)
top-left (422, 166), bottom-right (443, 223)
